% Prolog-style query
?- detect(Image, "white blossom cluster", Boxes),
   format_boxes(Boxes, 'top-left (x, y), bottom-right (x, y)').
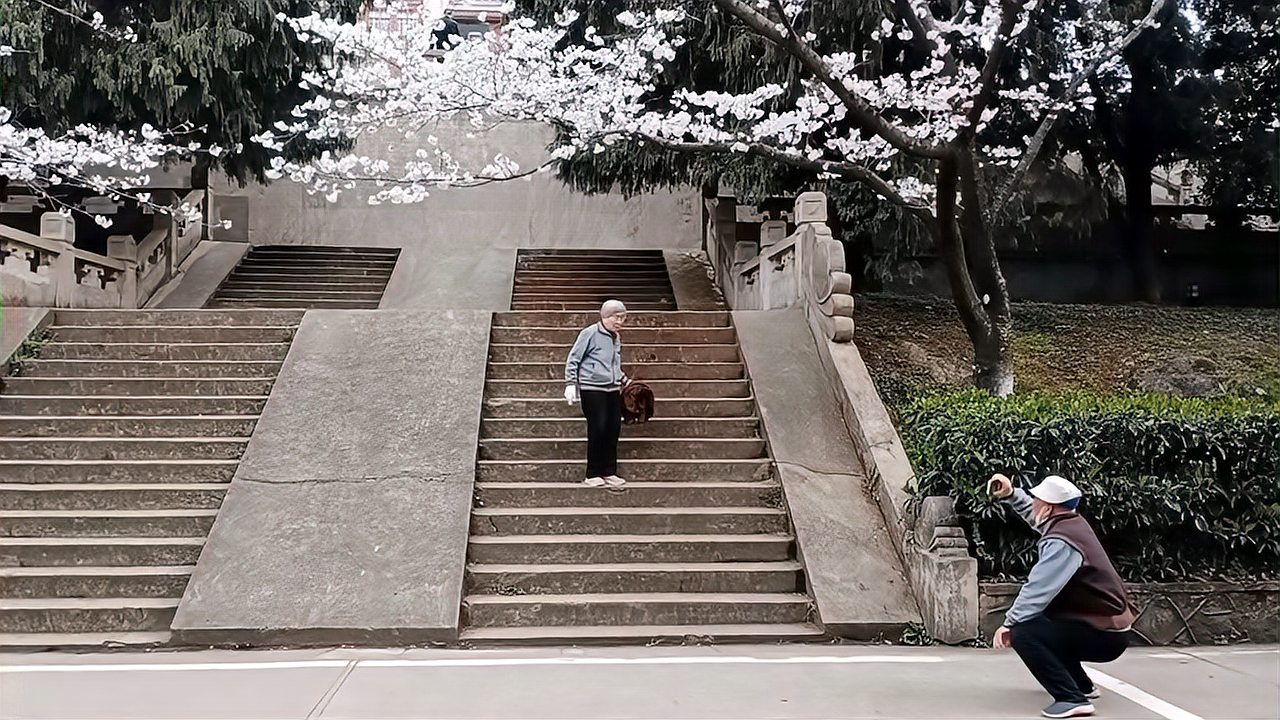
top-left (259, 0), bottom-right (1149, 210)
top-left (0, 108), bottom-right (207, 226)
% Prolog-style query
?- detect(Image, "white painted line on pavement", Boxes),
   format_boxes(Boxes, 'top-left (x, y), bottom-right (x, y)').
top-left (358, 655), bottom-right (947, 668)
top-left (1149, 649), bottom-right (1278, 659)
top-left (1087, 668), bottom-right (1204, 720)
top-left (0, 660), bottom-right (350, 674)
top-left (0, 654), bottom-right (945, 674)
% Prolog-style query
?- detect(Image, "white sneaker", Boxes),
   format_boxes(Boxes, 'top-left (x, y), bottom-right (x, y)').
top-left (1085, 688), bottom-right (1101, 700)
top-left (603, 475), bottom-right (627, 487)
top-left (583, 477), bottom-right (606, 487)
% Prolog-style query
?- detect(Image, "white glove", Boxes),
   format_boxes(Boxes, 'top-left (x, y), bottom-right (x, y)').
top-left (564, 385), bottom-right (579, 405)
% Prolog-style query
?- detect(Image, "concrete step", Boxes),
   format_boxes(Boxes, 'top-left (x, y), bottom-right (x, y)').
top-left (467, 534), bottom-right (794, 564)
top-left (205, 298), bottom-right (381, 309)
top-left (466, 561), bottom-right (803, 594)
top-left (0, 437), bottom-right (248, 461)
top-left (483, 397), bottom-right (756, 419)
top-left (37, 342), bottom-right (291, 361)
top-left (0, 460), bottom-right (237, 484)
top-left (514, 274), bottom-right (671, 285)
top-left (21, 360), bottom-right (283, 378)
top-left (52, 310), bottom-right (304, 326)
top-left (247, 244), bottom-right (399, 254)
top-left (0, 537), bottom-right (204, 566)
top-left (494, 312), bottom-right (729, 328)
top-left (213, 288), bottom-right (384, 300)
top-left (485, 379), bottom-right (750, 399)
top-left (0, 565), bottom-right (193, 599)
top-left (473, 481), bottom-right (780, 508)
top-left (0, 415), bottom-right (257, 438)
top-left (485, 362), bottom-right (744, 381)
top-left (480, 417), bottom-right (759, 439)
top-left (224, 267), bottom-right (394, 279)
top-left (515, 262), bottom-right (668, 272)
top-left (0, 509), bottom-right (218, 538)
top-left (489, 344), bottom-right (739, 363)
top-left (511, 286), bottom-right (675, 297)
top-left (476, 459), bottom-right (772, 483)
top-left (458, 622), bottom-right (822, 645)
top-left (470, 507), bottom-right (788, 535)
top-left (219, 280), bottom-right (390, 293)
top-left (236, 258), bottom-right (397, 268)
top-left (0, 483), bottom-right (228, 511)
top-left (478, 438), bottom-right (765, 461)
top-left (511, 302), bottom-right (676, 312)
top-left (511, 294), bottom-right (675, 304)
top-left (0, 597), bottom-right (178, 633)
top-left (2, 377), bottom-right (275, 396)
top-left (0, 395), bottom-right (268, 416)
top-left (0, 631), bottom-right (171, 651)
top-left (490, 327), bottom-right (736, 345)
top-left (46, 325), bottom-right (297, 344)
top-left (463, 592), bottom-right (812, 628)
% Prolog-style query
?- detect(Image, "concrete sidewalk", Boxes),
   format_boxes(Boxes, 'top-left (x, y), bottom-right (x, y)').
top-left (1, 644), bottom-right (1276, 719)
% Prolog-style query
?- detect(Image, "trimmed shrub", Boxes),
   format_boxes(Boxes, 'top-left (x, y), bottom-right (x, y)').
top-left (897, 391), bottom-right (1280, 582)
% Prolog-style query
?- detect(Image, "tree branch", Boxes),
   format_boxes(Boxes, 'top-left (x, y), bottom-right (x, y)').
top-left (965, 0), bottom-right (1031, 130)
top-left (712, 0), bottom-right (949, 160)
top-left (989, 0), bottom-right (1172, 221)
top-left (619, 133), bottom-right (935, 223)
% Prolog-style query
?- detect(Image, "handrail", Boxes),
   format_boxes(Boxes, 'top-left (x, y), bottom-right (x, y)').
top-left (1, 222), bottom-right (128, 271)
top-left (710, 191), bottom-right (855, 342)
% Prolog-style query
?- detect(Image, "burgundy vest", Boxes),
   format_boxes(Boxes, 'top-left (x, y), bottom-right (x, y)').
top-left (1041, 512), bottom-right (1136, 631)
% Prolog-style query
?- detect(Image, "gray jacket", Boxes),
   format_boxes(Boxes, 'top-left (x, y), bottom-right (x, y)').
top-left (1002, 488), bottom-right (1084, 627)
top-left (565, 323), bottom-right (625, 390)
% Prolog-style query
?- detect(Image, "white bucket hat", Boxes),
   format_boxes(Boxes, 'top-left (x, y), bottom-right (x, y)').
top-left (1029, 475), bottom-right (1082, 505)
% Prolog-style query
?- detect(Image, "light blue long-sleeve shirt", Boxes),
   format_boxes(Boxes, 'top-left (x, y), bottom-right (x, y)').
top-left (1002, 488), bottom-right (1083, 627)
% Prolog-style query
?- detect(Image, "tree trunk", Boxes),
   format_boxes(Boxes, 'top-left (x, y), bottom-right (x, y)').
top-left (1121, 156), bottom-right (1162, 303)
top-left (936, 152), bottom-right (1015, 396)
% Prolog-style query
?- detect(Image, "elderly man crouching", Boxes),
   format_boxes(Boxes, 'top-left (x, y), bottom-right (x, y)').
top-left (988, 473), bottom-right (1136, 719)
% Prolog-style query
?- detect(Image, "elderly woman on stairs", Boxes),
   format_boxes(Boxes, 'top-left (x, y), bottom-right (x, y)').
top-left (564, 300), bottom-right (629, 488)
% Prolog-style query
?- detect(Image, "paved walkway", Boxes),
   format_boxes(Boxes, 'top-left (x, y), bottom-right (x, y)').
top-left (1, 644), bottom-right (1276, 719)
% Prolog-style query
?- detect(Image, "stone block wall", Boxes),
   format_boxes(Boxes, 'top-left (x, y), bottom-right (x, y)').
top-left (980, 581), bottom-right (1280, 645)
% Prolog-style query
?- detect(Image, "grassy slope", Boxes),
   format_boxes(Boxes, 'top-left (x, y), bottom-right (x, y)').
top-left (854, 294), bottom-right (1280, 400)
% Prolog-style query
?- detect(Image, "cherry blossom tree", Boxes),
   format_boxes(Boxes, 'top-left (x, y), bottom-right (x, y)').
top-left (265, 0), bottom-right (1172, 394)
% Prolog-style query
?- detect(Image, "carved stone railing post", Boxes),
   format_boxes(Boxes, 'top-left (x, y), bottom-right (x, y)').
top-left (793, 191), bottom-right (855, 342)
top-left (39, 213), bottom-right (78, 307)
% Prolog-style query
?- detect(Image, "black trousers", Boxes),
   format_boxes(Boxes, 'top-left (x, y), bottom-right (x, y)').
top-left (1011, 616), bottom-right (1130, 703)
top-left (580, 389), bottom-right (621, 478)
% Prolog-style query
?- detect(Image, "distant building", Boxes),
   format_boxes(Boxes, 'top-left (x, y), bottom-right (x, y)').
top-left (363, 0), bottom-right (505, 38)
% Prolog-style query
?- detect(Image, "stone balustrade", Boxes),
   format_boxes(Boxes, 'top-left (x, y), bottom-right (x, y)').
top-left (705, 191), bottom-right (855, 342)
top-left (1, 190), bottom-right (206, 308)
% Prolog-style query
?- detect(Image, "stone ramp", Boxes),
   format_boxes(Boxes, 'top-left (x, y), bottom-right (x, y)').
top-left (733, 310), bottom-right (922, 640)
top-left (206, 245), bottom-right (400, 309)
top-left (0, 309), bottom-right (302, 651)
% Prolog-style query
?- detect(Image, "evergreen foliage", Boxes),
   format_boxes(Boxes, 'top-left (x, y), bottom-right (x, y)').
top-left (0, 0), bottom-right (364, 184)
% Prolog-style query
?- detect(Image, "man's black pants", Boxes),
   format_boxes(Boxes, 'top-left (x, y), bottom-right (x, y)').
top-left (580, 389), bottom-right (621, 478)
top-left (1011, 616), bottom-right (1130, 703)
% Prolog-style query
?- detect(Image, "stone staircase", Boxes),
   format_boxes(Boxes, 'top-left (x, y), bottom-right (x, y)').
top-left (462, 251), bottom-right (820, 644)
top-left (512, 250), bottom-right (677, 311)
top-left (208, 245), bottom-right (399, 309)
top-left (0, 309), bottom-right (301, 650)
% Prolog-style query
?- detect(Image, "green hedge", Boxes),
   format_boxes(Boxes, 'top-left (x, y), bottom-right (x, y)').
top-left (897, 391), bottom-right (1280, 582)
